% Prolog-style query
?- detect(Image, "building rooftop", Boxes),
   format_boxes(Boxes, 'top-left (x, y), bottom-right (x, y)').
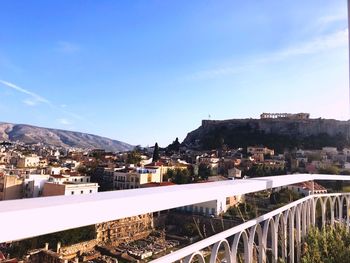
top-left (141, 182), bottom-right (176, 188)
top-left (292, 181), bottom-right (326, 191)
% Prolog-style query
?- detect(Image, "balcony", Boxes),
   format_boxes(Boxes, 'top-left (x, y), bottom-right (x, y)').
top-left (1, 174), bottom-right (350, 262)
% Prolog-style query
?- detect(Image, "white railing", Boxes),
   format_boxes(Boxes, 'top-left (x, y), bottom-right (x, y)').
top-left (150, 193), bottom-right (350, 263)
top-left (1, 174), bottom-right (350, 245)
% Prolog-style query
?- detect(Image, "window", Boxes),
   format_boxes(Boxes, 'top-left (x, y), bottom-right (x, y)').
top-left (71, 191), bottom-right (74, 195)
top-left (80, 178), bottom-right (83, 182)
top-left (74, 178), bottom-right (77, 182)
top-left (80, 190), bottom-right (83, 194)
top-left (89, 190), bottom-right (92, 193)
top-left (87, 178), bottom-right (89, 182)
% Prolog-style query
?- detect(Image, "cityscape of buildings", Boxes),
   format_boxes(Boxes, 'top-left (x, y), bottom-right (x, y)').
top-left (2, 120), bottom-right (348, 262)
top-left (0, 0), bottom-right (348, 262)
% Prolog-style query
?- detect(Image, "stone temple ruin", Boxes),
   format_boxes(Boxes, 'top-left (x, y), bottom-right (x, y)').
top-left (25, 213), bottom-right (179, 262)
top-left (260, 112), bottom-right (310, 120)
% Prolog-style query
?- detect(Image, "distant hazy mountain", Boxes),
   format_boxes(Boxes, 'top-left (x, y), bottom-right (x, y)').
top-left (0, 122), bottom-right (133, 152)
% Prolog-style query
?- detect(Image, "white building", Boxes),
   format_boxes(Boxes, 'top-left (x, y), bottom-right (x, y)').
top-left (288, 181), bottom-right (327, 196)
top-left (247, 146), bottom-right (274, 156)
top-left (228, 168), bottom-right (242, 179)
top-left (322, 147), bottom-right (338, 155)
top-left (24, 173), bottom-right (50, 198)
top-left (179, 195), bottom-right (243, 216)
top-left (343, 148), bottom-right (350, 156)
top-left (344, 162), bottom-right (350, 169)
top-left (42, 174), bottom-right (98, 197)
top-left (62, 159), bottom-right (81, 170)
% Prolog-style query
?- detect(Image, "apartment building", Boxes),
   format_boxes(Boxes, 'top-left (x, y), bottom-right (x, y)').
top-left (0, 173), bottom-right (24, 200)
top-left (17, 155), bottom-right (40, 168)
top-left (113, 167), bottom-right (161, 190)
top-left (42, 174), bottom-right (98, 196)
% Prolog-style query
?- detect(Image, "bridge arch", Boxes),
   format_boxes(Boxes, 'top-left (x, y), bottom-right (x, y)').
top-left (248, 223), bottom-right (263, 262)
top-left (333, 196), bottom-right (342, 222)
top-left (262, 217), bottom-right (277, 263)
top-left (274, 210), bottom-right (289, 261)
top-left (314, 196), bottom-right (325, 227)
top-left (183, 251), bottom-right (206, 263)
top-left (232, 230), bottom-right (249, 263)
top-left (295, 204), bottom-right (302, 261)
top-left (209, 239), bottom-right (232, 263)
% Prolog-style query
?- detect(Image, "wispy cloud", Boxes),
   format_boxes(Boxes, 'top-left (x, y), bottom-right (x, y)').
top-left (57, 41), bottom-right (80, 53)
top-left (57, 118), bottom-right (72, 125)
top-left (23, 99), bottom-right (37, 106)
top-left (0, 79), bottom-right (51, 105)
top-left (189, 29), bottom-right (348, 80)
top-left (261, 29), bottom-right (347, 61)
top-left (318, 13), bottom-right (347, 27)
top-left (0, 79), bottom-right (85, 122)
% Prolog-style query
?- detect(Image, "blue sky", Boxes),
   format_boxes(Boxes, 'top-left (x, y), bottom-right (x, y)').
top-left (0, 0), bottom-right (348, 147)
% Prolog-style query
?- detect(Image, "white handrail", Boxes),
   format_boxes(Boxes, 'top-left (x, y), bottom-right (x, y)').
top-left (0, 174), bottom-right (349, 243)
top-left (149, 193), bottom-right (345, 263)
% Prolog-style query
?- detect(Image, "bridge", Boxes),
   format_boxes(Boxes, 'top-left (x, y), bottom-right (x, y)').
top-left (2, 174), bottom-right (350, 263)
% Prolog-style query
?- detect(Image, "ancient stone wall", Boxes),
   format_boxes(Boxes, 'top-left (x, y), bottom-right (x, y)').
top-left (25, 250), bottom-right (64, 263)
top-left (95, 213), bottom-right (154, 245)
top-left (59, 240), bottom-right (98, 260)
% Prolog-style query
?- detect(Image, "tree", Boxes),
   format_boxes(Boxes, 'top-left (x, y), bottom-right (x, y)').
top-left (270, 188), bottom-right (301, 205)
top-left (225, 203), bottom-right (257, 221)
top-left (301, 225), bottom-right (350, 263)
top-left (167, 137), bottom-right (181, 152)
top-left (152, 142), bottom-right (160, 162)
top-left (318, 165), bottom-right (340, 175)
top-left (198, 163), bottom-right (211, 180)
top-left (76, 165), bottom-right (87, 174)
top-left (126, 151), bottom-right (141, 165)
top-left (7, 225), bottom-right (96, 259)
top-left (166, 168), bottom-right (190, 184)
top-left (183, 223), bottom-right (198, 236)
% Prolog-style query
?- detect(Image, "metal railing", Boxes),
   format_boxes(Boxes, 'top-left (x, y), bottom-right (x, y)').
top-left (1, 174), bottom-right (350, 261)
top-left (150, 193), bottom-right (349, 263)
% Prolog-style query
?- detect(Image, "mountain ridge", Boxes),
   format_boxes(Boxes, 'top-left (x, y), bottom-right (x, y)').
top-left (0, 122), bottom-right (133, 152)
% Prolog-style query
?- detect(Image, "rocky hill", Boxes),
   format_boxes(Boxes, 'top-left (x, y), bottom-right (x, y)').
top-left (0, 123), bottom-right (133, 152)
top-left (183, 118), bottom-right (350, 152)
